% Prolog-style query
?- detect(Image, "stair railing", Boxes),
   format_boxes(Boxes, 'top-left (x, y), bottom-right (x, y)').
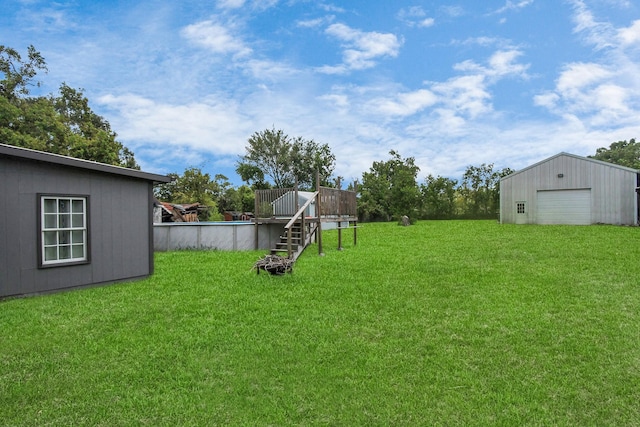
top-left (283, 191), bottom-right (319, 258)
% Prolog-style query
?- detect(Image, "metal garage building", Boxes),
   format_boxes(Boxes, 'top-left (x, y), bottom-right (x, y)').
top-left (500, 152), bottom-right (639, 225)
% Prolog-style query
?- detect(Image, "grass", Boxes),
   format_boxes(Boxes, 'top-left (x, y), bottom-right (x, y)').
top-left (1, 220), bottom-right (640, 426)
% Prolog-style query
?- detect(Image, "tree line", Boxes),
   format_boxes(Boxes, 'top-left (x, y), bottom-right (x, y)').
top-left (358, 150), bottom-right (514, 222)
top-left (1, 45), bottom-right (137, 168)
top-left (3, 45), bottom-right (638, 222)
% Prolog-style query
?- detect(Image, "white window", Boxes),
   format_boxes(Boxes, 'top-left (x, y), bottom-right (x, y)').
top-left (40, 196), bottom-right (88, 266)
top-left (516, 202), bottom-right (526, 214)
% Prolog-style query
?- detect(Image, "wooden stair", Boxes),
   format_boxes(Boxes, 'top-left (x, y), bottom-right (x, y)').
top-left (270, 220), bottom-right (316, 261)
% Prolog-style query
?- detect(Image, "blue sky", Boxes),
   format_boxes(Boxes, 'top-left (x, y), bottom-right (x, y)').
top-left (2, 0), bottom-right (640, 185)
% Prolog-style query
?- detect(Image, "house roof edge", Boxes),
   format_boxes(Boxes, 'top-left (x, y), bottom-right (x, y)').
top-left (0, 143), bottom-right (172, 183)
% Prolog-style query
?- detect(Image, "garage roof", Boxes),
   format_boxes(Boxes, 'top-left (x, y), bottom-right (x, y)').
top-left (0, 143), bottom-right (171, 184)
top-left (502, 152), bottom-right (639, 180)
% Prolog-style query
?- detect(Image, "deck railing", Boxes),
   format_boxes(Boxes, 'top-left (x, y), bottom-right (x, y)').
top-left (318, 187), bottom-right (357, 219)
top-left (254, 187), bottom-right (296, 218)
top-left (254, 187), bottom-right (357, 220)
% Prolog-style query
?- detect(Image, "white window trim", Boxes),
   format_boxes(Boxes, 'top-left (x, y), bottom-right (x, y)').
top-left (40, 195), bottom-right (89, 267)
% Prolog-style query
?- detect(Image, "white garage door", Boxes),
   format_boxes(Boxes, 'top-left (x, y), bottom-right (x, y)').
top-left (537, 189), bottom-right (591, 225)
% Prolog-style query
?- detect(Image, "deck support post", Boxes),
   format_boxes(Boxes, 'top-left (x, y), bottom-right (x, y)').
top-left (354, 221), bottom-right (357, 246)
top-left (316, 171), bottom-right (324, 256)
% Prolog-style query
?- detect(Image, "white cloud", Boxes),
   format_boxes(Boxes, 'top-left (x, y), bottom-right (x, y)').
top-left (98, 93), bottom-right (251, 155)
top-left (319, 23), bottom-right (402, 73)
top-left (452, 36), bottom-right (516, 49)
top-left (369, 89), bottom-right (438, 117)
top-left (603, 0), bottom-right (632, 7)
top-left (440, 5), bottom-right (464, 17)
top-left (356, 48), bottom-right (529, 124)
top-left (397, 6), bottom-right (436, 28)
top-left (418, 18), bottom-right (435, 28)
top-left (318, 93), bottom-right (350, 109)
top-left (535, 2), bottom-right (640, 129)
top-left (486, 50), bottom-right (530, 77)
top-left (297, 17), bottom-right (329, 28)
top-left (555, 62), bottom-right (612, 93)
top-left (536, 62), bottom-right (633, 126)
top-left (217, 0), bottom-right (245, 9)
top-left (319, 4), bottom-right (346, 14)
top-left (430, 75), bottom-right (492, 119)
top-left (181, 19), bottom-right (252, 57)
top-left (617, 19), bottom-right (640, 47)
top-left (533, 92), bottom-right (559, 109)
top-left (492, 0), bottom-right (534, 15)
top-left (401, 6), bottom-right (427, 17)
top-left (216, 0), bottom-right (280, 10)
top-left (17, 3), bottom-right (79, 33)
top-left (243, 58), bottom-right (300, 81)
top-left (451, 49), bottom-right (529, 81)
top-left (315, 64), bottom-right (348, 75)
top-left (592, 83), bottom-right (630, 110)
top-left (569, 0), bottom-right (617, 50)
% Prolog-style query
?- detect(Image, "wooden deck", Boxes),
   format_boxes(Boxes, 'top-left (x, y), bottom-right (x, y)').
top-left (254, 186), bottom-right (358, 259)
top-left (254, 187), bottom-right (357, 222)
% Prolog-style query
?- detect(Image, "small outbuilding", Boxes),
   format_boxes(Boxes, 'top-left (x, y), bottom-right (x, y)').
top-left (500, 152), bottom-right (639, 225)
top-left (0, 143), bottom-right (171, 298)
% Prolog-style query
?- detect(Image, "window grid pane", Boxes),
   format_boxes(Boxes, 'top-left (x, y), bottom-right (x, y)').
top-left (44, 214), bottom-right (57, 229)
top-left (59, 246), bottom-right (71, 260)
top-left (72, 213), bottom-right (84, 227)
top-left (72, 244), bottom-right (85, 258)
top-left (41, 196), bottom-right (88, 265)
top-left (44, 199), bottom-right (57, 213)
top-left (44, 247), bottom-right (58, 261)
top-left (59, 214), bottom-right (70, 229)
top-left (72, 199), bottom-right (84, 213)
top-left (44, 231), bottom-right (57, 245)
top-left (58, 199), bottom-right (70, 213)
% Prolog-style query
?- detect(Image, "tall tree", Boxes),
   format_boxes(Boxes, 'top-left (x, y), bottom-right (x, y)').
top-left (53, 83), bottom-right (138, 168)
top-left (210, 173), bottom-right (252, 214)
top-left (0, 44), bottom-right (47, 99)
top-left (218, 185), bottom-right (255, 214)
top-left (420, 175), bottom-right (458, 219)
top-left (359, 150), bottom-right (421, 222)
top-left (154, 167), bottom-right (219, 221)
top-left (459, 164), bottom-right (512, 218)
top-left (589, 138), bottom-right (640, 169)
top-left (290, 137), bottom-right (336, 189)
top-left (236, 127), bottom-right (336, 189)
top-left (155, 169), bottom-right (256, 220)
top-left (0, 45), bottom-right (138, 168)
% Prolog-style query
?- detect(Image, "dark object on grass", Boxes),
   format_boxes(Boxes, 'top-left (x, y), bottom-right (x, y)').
top-left (254, 254), bottom-right (294, 275)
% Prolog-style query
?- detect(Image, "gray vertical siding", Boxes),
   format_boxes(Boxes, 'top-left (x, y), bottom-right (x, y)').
top-left (500, 153), bottom-right (638, 225)
top-left (0, 162), bottom-right (16, 293)
top-left (1, 155), bottom-right (154, 298)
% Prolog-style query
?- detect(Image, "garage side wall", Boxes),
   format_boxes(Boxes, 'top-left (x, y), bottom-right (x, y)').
top-left (500, 154), bottom-right (638, 225)
top-left (1, 156), bottom-right (153, 298)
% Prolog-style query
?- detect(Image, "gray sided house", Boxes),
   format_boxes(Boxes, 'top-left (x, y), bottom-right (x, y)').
top-left (500, 152), bottom-right (639, 225)
top-left (0, 143), bottom-right (171, 298)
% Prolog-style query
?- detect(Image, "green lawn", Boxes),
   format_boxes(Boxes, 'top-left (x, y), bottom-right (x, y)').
top-left (2, 221), bottom-right (640, 426)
